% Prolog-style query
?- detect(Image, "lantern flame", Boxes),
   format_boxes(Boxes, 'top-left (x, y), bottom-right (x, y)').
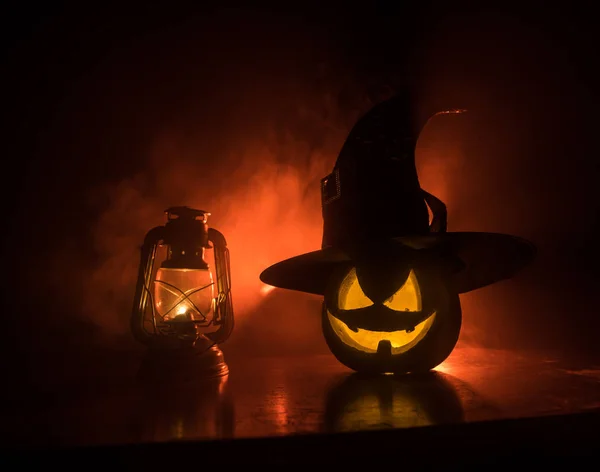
top-left (176, 304), bottom-right (189, 316)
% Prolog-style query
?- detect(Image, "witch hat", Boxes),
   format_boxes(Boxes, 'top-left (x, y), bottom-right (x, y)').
top-left (260, 95), bottom-right (535, 296)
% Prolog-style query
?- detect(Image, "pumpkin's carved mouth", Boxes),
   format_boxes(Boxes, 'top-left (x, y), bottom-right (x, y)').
top-left (327, 310), bottom-right (436, 355)
top-left (331, 305), bottom-right (436, 332)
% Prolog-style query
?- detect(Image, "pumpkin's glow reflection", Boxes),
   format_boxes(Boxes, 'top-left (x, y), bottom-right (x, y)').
top-left (337, 394), bottom-right (434, 430)
top-left (330, 267), bottom-right (435, 354)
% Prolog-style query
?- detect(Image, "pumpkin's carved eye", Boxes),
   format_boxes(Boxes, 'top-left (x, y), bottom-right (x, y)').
top-left (338, 267), bottom-right (374, 310)
top-left (383, 270), bottom-right (422, 312)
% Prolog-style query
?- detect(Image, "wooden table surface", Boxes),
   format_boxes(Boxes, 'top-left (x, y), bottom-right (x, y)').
top-left (4, 342), bottom-right (600, 450)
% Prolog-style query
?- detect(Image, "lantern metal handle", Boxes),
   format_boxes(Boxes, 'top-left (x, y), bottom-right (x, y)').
top-left (131, 226), bottom-right (166, 347)
top-left (206, 228), bottom-right (234, 345)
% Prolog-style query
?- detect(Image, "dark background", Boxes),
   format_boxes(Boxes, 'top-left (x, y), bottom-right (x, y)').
top-left (2, 3), bottom-right (599, 398)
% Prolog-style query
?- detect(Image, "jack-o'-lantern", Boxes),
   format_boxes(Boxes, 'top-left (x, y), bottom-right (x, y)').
top-left (260, 94), bottom-right (535, 375)
top-left (322, 254), bottom-right (461, 373)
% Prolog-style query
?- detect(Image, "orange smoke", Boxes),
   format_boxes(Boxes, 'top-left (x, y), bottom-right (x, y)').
top-left (12, 9), bottom-right (595, 364)
top-left (79, 95), bottom-right (369, 338)
top-left (38, 11), bottom-right (549, 355)
top-left (79, 111), bottom-right (467, 344)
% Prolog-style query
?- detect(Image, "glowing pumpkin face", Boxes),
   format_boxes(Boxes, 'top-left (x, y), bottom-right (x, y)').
top-left (322, 261), bottom-right (462, 374)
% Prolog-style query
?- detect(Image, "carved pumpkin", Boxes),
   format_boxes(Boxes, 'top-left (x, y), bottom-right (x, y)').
top-left (322, 258), bottom-right (461, 374)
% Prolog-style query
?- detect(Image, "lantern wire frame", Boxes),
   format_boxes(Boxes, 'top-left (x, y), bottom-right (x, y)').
top-left (133, 228), bottom-right (234, 350)
top-left (143, 280), bottom-right (214, 335)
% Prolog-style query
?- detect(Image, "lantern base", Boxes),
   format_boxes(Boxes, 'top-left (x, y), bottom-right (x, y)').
top-left (137, 344), bottom-right (229, 384)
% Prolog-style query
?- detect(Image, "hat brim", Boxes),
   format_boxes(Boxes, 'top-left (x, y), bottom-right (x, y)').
top-left (259, 232), bottom-right (536, 296)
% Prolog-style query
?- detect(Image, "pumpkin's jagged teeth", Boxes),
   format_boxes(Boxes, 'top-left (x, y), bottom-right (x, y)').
top-left (406, 326), bottom-right (415, 333)
top-left (347, 324), bottom-right (359, 333)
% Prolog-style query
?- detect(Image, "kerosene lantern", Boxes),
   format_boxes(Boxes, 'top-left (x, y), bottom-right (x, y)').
top-left (132, 206), bottom-right (234, 377)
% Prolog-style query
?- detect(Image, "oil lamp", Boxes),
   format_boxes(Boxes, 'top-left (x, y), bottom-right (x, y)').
top-left (131, 206), bottom-right (234, 375)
